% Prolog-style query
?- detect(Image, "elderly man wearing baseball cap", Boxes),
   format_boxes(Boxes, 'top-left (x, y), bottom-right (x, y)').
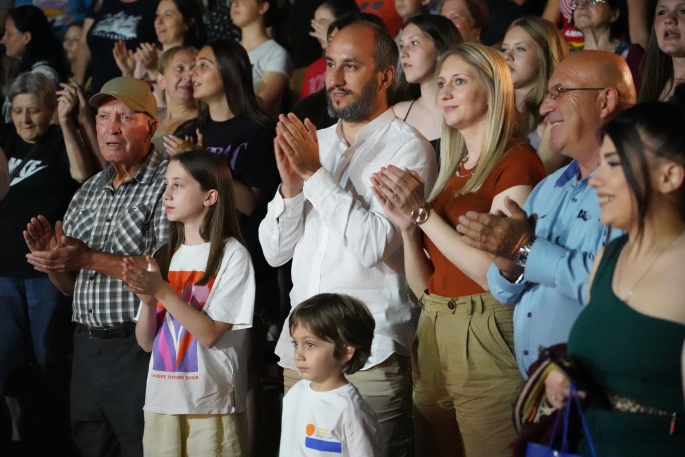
top-left (24, 77), bottom-right (168, 457)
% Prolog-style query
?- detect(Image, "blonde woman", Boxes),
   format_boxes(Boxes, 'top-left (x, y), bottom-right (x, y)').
top-left (371, 43), bottom-right (546, 457)
top-left (501, 17), bottom-right (570, 174)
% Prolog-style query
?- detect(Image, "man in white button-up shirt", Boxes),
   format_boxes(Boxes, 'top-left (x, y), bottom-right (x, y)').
top-left (259, 21), bottom-right (437, 457)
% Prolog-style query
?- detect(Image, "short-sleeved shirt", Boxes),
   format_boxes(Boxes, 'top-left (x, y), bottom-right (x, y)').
top-left (0, 124), bottom-right (80, 278)
top-left (248, 40), bottom-right (293, 118)
top-left (426, 142), bottom-right (546, 298)
top-left (200, 116), bottom-right (280, 319)
top-left (144, 239), bottom-right (255, 415)
top-left (63, 150), bottom-right (169, 326)
top-left (86, 0), bottom-right (157, 94)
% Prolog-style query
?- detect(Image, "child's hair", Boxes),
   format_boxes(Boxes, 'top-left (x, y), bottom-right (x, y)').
top-left (289, 294), bottom-right (375, 375)
top-left (155, 150), bottom-right (244, 285)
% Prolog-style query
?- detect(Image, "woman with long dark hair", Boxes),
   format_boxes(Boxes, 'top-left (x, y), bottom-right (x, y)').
top-left (545, 86), bottom-right (685, 456)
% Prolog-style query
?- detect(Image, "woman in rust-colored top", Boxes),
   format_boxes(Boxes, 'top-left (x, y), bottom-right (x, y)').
top-left (372, 43), bottom-right (546, 457)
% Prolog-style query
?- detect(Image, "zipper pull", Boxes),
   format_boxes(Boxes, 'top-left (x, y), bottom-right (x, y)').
top-left (670, 412), bottom-right (676, 436)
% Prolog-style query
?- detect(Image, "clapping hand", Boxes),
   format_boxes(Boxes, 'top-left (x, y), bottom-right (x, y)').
top-left (163, 129), bottom-right (204, 156)
top-left (122, 255), bottom-right (166, 305)
top-left (113, 41), bottom-right (136, 77)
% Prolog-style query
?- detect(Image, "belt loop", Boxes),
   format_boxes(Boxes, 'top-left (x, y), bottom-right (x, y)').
top-left (476, 294), bottom-right (484, 314)
top-left (466, 297), bottom-right (472, 317)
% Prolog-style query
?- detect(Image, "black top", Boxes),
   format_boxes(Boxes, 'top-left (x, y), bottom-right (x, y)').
top-left (481, 0), bottom-right (524, 46)
top-left (293, 89), bottom-right (337, 131)
top-left (86, 0), bottom-right (158, 94)
top-left (0, 125), bottom-right (81, 278)
top-left (200, 116), bottom-right (282, 320)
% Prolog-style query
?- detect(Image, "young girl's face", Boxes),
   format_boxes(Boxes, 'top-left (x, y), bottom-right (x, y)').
top-left (500, 26), bottom-right (540, 90)
top-left (230, 0), bottom-right (266, 29)
top-left (190, 47), bottom-right (223, 102)
top-left (399, 23), bottom-right (439, 85)
top-left (163, 161), bottom-right (215, 225)
top-left (292, 324), bottom-right (345, 391)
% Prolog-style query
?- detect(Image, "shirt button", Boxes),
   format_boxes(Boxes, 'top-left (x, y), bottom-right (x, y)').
top-left (571, 198), bottom-right (577, 203)
top-left (89, 273), bottom-right (96, 281)
top-left (527, 312), bottom-right (532, 317)
top-left (88, 309), bottom-right (93, 314)
top-left (106, 217), bottom-right (111, 223)
top-left (523, 350), bottom-right (529, 356)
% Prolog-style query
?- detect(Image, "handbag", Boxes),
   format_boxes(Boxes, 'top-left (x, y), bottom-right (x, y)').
top-left (525, 383), bottom-right (597, 457)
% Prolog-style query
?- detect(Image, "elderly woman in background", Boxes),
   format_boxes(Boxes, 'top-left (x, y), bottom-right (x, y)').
top-left (151, 46), bottom-right (199, 156)
top-left (372, 43), bottom-right (546, 457)
top-left (0, 72), bottom-right (93, 453)
top-left (438, 0), bottom-right (489, 43)
top-left (501, 17), bottom-right (570, 174)
top-left (572, 0), bottom-right (645, 88)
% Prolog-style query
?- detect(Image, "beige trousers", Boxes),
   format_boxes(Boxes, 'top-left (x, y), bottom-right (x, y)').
top-left (142, 411), bottom-right (248, 457)
top-left (412, 291), bottom-right (523, 457)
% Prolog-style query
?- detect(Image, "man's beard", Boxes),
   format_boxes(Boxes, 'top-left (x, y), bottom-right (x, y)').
top-left (326, 78), bottom-right (379, 123)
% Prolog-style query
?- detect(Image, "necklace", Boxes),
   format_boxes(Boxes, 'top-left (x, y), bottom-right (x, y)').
top-left (618, 229), bottom-right (685, 301)
top-left (455, 154), bottom-right (476, 179)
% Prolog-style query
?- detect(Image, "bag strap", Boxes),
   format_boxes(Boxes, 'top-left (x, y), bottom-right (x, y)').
top-left (9, 143), bottom-right (41, 181)
top-left (570, 383), bottom-right (598, 457)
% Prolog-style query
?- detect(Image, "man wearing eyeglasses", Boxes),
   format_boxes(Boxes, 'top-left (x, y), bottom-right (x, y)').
top-left (456, 51), bottom-right (636, 378)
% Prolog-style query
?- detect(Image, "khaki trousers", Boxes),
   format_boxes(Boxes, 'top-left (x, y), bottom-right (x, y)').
top-left (142, 411), bottom-right (248, 457)
top-left (412, 292), bottom-right (523, 457)
top-left (284, 353), bottom-right (414, 457)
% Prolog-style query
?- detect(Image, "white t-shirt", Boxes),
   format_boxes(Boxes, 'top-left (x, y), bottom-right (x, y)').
top-left (143, 239), bottom-right (255, 415)
top-left (248, 39), bottom-right (293, 118)
top-left (280, 380), bottom-right (382, 457)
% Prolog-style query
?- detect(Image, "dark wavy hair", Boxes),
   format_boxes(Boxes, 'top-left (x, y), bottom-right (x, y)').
top-left (289, 293), bottom-right (375, 375)
top-left (167, 0), bottom-right (207, 49)
top-left (602, 84), bottom-right (685, 241)
top-left (155, 150), bottom-right (244, 285)
top-left (7, 5), bottom-right (69, 81)
top-left (198, 40), bottom-right (269, 125)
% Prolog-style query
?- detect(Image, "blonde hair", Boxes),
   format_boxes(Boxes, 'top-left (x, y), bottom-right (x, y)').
top-left (507, 17), bottom-right (569, 131)
top-left (430, 43), bottom-right (524, 200)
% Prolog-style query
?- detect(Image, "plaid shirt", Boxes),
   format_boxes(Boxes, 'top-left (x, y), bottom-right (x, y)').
top-left (63, 150), bottom-right (169, 326)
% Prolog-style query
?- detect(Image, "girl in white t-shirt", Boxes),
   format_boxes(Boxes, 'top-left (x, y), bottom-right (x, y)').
top-left (122, 150), bottom-right (255, 456)
top-left (280, 293), bottom-right (382, 457)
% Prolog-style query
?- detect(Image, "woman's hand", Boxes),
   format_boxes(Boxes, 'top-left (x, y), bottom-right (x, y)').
top-left (134, 42), bottom-right (159, 74)
top-left (163, 130), bottom-right (203, 156)
top-left (372, 165), bottom-right (426, 216)
top-left (122, 256), bottom-right (166, 304)
top-left (113, 41), bottom-right (135, 77)
top-left (370, 173), bottom-right (414, 232)
top-left (544, 367), bottom-right (586, 409)
top-left (309, 18), bottom-right (330, 48)
top-left (56, 83), bottom-right (79, 125)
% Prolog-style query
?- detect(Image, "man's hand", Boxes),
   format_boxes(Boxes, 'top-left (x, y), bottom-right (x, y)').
top-left (275, 137), bottom-right (304, 198)
top-left (457, 196), bottom-right (536, 259)
top-left (275, 114), bottom-right (321, 181)
top-left (26, 221), bottom-right (93, 273)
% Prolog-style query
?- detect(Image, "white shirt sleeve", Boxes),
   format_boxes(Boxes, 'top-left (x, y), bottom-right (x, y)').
top-left (258, 188), bottom-right (306, 267)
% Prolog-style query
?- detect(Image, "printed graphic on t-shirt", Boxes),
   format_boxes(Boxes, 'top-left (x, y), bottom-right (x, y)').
top-left (305, 422), bottom-right (343, 453)
top-left (91, 11), bottom-right (142, 41)
top-left (8, 158), bottom-right (48, 186)
top-left (206, 142), bottom-right (248, 170)
top-left (152, 271), bottom-right (215, 373)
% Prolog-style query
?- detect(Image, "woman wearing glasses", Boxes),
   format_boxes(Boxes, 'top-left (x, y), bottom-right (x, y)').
top-left (371, 43), bottom-right (546, 457)
top-left (571, 0), bottom-right (645, 88)
top-left (545, 87), bottom-right (685, 457)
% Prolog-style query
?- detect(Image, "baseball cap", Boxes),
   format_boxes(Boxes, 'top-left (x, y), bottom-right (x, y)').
top-left (89, 76), bottom-right (157, 118)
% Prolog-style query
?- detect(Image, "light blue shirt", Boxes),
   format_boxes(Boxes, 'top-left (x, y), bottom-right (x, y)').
top-left (488, 160), bottom-right (619, 378)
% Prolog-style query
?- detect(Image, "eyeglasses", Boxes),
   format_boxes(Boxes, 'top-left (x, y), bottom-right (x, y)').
top-left (546, 86), bottom-right (606, 100)
top-left (571, 0), bottom-right (608, 9)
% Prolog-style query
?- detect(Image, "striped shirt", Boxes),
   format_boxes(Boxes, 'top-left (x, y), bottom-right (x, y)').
top-left (63, 150), bottom-right (169, 326)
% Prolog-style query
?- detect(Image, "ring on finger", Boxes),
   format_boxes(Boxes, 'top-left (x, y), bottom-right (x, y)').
top-left (551, 395), bottom-right (557, 400)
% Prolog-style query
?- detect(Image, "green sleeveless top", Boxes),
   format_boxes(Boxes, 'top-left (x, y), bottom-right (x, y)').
top-left (568, 235), bottom-right (685, 456)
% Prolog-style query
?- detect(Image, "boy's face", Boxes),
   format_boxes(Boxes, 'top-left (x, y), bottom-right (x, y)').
top-left (292, 324), bottom-right (350, 391)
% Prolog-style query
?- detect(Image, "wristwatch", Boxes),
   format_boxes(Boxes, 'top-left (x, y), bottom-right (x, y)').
top-left (514, 236), bottom-right (536, 267)
top-left (410, 203), bottom-right (431, 225)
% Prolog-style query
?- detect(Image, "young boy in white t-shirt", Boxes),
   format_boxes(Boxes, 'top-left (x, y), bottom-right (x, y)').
top-left (279, 293), bottom-right (381, 457)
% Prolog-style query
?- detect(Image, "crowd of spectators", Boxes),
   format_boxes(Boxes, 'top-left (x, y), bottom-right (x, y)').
top-left (0, 0), bottom-right (684, 456)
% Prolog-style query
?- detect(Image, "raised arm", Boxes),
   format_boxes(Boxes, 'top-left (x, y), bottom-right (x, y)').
top-left (74, 18), bottom-right (94, 85)
top-left (57, 83), bottom-right (94, 183)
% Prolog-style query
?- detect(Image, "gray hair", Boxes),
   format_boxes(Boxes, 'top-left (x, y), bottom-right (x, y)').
top-left (7, 72), bottom-right (57, 109)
